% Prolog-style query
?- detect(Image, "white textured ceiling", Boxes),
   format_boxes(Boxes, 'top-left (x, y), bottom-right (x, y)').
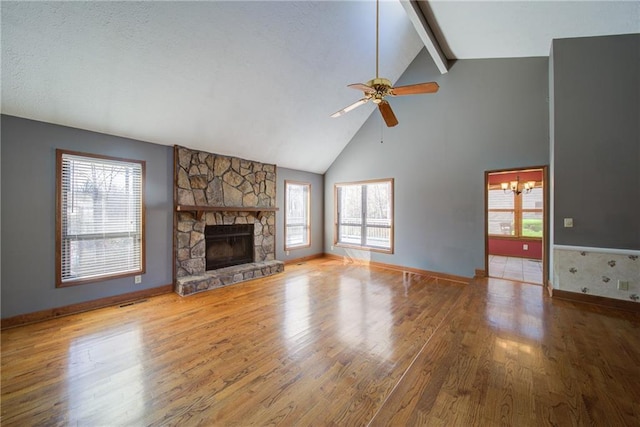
top-left (2, 1), bottom-right (638, 174)
top-left (422, 0), bottom-right (640, 59)
top-left (1, 1), bottom-right (423, 174)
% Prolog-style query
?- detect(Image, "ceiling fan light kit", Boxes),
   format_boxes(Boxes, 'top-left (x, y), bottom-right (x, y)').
top-left (331, 0), bottom-right (439, 127)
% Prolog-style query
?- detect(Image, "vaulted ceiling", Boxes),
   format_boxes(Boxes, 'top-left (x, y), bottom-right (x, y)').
top-left (2, 1), bottom-right (638, 174)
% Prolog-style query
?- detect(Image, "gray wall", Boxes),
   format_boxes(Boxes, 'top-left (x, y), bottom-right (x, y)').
top-left (1, 115), bottom-right (326, 318)
top-left (276, 167), bottom-right (324, 262)
top-left (552, 34), bottom-right (640, 249)
top-left (1, 115), bottom-right (174, 318)
top-left (324, 50), bottom-right (549, 278)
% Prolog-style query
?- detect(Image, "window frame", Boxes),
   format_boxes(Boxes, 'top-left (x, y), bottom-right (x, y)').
top-left (334, 178), bottom-right (394, 254)
top-left (56, 149), bottom-right (146, 287)
top-left (284, 180), bottom-right (311, 251)
top-left (487, 183), bottom-right (543, 240)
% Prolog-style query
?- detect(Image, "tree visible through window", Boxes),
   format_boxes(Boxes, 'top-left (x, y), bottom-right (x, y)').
top-left (335, 179), bottom-right (393, 252)
top-left (56, 150), bottom-right (145, 287)
top-left (284, 181), bottom-right (310, 250)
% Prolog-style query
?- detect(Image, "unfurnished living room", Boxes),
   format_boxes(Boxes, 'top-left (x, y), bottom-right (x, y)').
top-left (1, 1), bottom-right (639, 425)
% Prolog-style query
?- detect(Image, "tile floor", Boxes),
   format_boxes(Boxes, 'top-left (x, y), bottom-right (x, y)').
top-left (488, 255), bottom-right (542, 284)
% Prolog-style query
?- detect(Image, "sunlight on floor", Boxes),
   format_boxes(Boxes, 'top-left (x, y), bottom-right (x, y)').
top-left (67, 324), bottom-right (145, 425)
top-left (338, 275), bottom-right (394, 361)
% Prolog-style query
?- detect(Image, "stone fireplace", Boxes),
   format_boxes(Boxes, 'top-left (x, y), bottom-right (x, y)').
top-left (173, 146), bottom-right (284, 296)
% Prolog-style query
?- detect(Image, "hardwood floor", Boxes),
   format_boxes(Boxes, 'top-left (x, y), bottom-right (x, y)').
top-left (2, 259), bottom-right (639, 426)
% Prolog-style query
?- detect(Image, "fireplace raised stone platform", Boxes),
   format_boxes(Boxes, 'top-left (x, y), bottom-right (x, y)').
top-left (176, 260), bottom-right (284, 296)
top-left (173, 146), bottom-right (283, 296)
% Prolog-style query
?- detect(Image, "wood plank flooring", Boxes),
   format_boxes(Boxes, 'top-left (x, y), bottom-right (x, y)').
top-left (2, 258), bottom-right (639, 426)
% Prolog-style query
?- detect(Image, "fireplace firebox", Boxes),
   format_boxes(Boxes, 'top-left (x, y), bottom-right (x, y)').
top-left (205, 224), bottom-right (254, 270)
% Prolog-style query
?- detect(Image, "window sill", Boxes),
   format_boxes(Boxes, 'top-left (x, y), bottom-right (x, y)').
top-left (488, 235), bottom-right (542, 241)
top-left (285, 244), bottom-right (311, 251)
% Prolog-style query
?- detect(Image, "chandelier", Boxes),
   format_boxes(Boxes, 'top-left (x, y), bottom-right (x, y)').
top-left (501, 176), bottom-right (536, 195)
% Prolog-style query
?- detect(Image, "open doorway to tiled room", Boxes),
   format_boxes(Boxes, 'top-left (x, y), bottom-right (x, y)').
top-left (485, 167), bottom-right (547, 285)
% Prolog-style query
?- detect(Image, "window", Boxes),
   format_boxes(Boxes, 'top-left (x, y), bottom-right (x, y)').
top-left (521, 188), bottom-right (544, 237)
top-left (488, 184), bottom-right (542, 238)
top-left (284, 181), bottom-right (310, 250)
top-left (56, 150), bottom-right (145, 287)
top-left (335, 179), bottom-right (393, 253)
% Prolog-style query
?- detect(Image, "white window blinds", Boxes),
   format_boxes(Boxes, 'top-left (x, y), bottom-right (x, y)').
top-left (57, 151), bottom-right (145, 286)
top-left (285, 182), bottom-right (310, 249)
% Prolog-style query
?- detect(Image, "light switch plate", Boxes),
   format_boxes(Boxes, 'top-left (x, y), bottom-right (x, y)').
top-left (563, 218), bottom-right (573, 227)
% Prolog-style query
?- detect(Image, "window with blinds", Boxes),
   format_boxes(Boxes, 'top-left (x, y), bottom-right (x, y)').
top-left (56, 150), bottom-right (145, 287)
top-left (284, 181), bottom-right (311, 250)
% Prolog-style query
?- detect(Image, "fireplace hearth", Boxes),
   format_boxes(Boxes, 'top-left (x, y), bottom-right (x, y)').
top-left (205, 224), bottom-right (254, 270)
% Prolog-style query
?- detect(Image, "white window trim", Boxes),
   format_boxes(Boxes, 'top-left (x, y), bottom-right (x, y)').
top-left (334, 178), bottom-right (394, 254)
top-left (284, 180), bottom-right (311, 250)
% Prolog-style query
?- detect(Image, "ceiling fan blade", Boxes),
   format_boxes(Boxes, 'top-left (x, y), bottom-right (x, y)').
top-left (378, 100), bottom-right (398, 127)
top-left (390, 82), bottom-right (439, 96)
top-left (348, 83), bottom-right (376, 94)
top-left (331, 98), bottom-right (370, 118)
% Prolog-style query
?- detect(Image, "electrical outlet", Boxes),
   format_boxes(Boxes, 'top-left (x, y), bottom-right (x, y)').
top-left (286, 250), bottom-right (290, 256)
top-left (618, 280), bottom-right (629, 291)
top-left (563, 218), bottom-right (573, 228)
top-left (523, 244), bottom-right (528, 250)
top-left (134, 275), bottom-right (142, 284)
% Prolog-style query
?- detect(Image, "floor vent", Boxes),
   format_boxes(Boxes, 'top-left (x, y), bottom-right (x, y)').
top-left (119, 299), bottom-right (148, 308)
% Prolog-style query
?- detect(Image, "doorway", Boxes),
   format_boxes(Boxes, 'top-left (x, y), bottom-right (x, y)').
top-left (484, 166), bottom-right (548, 285)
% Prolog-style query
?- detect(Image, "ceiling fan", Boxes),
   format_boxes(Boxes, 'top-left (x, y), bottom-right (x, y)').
top-left (331, 0), bottom-right (439, 127)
